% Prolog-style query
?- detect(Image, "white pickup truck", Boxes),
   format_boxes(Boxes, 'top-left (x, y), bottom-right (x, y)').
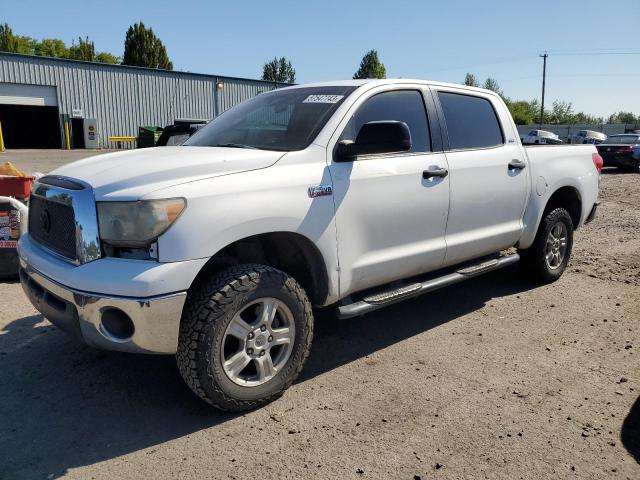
top-left (521, 129), bottom-right (563, 145)
top-left (18, 80), bottom-right (601, 411)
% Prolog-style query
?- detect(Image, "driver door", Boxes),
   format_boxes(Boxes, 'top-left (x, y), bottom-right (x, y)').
top-left (328, 87), bottom-right (450, 297)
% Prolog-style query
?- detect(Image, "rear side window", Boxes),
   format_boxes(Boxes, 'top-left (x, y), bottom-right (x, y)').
top-left (340, 90), bottom-right (431, 153)
top-left (438, 92), bottom-right (504, 150)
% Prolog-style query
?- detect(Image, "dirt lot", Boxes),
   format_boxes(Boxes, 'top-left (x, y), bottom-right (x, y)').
top-left (0, 150), bottom-right (638, 479)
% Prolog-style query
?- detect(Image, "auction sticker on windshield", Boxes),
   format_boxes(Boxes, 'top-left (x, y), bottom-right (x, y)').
top-left (303, 95), bottom-right (344, 104)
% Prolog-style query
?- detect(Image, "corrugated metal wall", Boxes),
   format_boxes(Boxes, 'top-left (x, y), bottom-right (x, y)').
top-left (0, 53), bottom-right (286, 148)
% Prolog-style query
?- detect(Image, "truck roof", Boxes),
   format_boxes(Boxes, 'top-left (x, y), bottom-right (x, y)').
top-left (279, 79), bottom-right (497, 95)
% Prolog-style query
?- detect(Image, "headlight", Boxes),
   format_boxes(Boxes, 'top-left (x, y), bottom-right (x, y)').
top-left (97, 198), bottom-right (186, 247)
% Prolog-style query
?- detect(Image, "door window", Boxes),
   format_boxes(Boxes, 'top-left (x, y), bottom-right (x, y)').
top-left (339, 90), bottom-right (431, 153)
top-left (438, 92), bottom-right (504, 150)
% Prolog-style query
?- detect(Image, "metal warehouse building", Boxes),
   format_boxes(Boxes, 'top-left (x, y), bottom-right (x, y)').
top-left (0, 52), bottom-right (286, 149)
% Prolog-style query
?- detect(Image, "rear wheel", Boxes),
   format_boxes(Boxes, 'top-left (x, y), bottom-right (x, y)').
top-left (176, 264), bottom-right (313, 411)
top-left (518, 207), bottom-right (573, 283)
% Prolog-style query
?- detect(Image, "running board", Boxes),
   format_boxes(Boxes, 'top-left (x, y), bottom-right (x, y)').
top-left (337, 253), bottom-right (520, 319)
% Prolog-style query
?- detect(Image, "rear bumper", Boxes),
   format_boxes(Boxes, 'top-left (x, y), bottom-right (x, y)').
top-left (601, 152), bottom-right (636, 168)
top-left (19, 260), bottom-right (186, 354)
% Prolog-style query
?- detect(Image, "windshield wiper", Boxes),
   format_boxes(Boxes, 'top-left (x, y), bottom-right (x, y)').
top-left (214, 143), bottom-right (259, 149)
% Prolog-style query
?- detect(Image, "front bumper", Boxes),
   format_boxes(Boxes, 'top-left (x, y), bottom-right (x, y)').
top-left (19, 260), bottom-right (186, 354)
top-left (601, 152), bottom-right (636, 168)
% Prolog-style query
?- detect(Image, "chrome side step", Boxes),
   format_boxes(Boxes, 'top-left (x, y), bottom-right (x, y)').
top-left (364, 283), bottom-right (422, 304)
top-left (337, 253), bottom-right (520, 319)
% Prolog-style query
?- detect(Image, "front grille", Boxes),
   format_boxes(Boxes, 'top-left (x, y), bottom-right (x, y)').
top-left (28, 195), bottom-right (77, 259)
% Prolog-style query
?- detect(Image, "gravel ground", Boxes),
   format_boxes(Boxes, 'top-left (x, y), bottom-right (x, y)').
top-left (0, 150), bottom-right (638, 479)
top-left (0, 149), bottom-right (117, 174)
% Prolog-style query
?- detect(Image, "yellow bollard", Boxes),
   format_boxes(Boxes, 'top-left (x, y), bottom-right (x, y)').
top-left (64, 121), bottom-right (71, 150)
top-left (0, 121), bottom-right (5, 152)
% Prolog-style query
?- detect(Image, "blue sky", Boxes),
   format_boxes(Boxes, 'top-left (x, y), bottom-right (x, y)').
top-left (3, 0), bottom-right (639, 117)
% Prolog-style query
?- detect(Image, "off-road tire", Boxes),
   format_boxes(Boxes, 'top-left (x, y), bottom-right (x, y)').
top-left (518, 207), bottom-right (574, 283)
top-left (176, 264), bottom-right (313, 411)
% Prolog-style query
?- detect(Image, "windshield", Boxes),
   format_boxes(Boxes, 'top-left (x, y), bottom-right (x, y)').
top-left (185, 86), bottom-right (357, 151)
top-left (603, 135), bottom-right (640, 144)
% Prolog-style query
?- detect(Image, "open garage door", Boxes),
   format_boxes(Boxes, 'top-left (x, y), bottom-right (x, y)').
top-left (0, 83), bottom-right (61, 149)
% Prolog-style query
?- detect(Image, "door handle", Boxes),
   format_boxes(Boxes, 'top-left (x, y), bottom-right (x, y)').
top-left (508, 159), bottom-right (526, 170)
top-left (423, 167), bottom-right (448, 179)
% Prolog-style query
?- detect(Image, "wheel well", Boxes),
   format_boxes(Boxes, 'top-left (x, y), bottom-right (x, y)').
top-left (544, 186), bottom-right (582, 228)
top-left (190, 232), bottom-right (329, 306)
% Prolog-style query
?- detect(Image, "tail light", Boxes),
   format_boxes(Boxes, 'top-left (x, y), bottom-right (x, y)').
top-left (592, 152), bottom-right (603, 172)
top-left (618, 146), bottom-right (633, 152)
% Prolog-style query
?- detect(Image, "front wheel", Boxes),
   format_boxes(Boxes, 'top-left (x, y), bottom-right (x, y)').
top-left (176, 264), bottom-right (313, 411)
top-left (518, 207), bottom-right (574, 283)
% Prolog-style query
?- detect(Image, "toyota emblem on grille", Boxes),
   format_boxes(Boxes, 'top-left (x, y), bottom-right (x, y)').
top-left (40, 209), bottom-right (52, 234)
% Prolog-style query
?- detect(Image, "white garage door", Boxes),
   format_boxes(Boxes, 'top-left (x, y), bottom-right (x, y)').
top-left (0, 83), bottom-right (58, 106)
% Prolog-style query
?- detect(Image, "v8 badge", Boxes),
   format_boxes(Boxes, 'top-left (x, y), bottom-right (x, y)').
top-left (308, 185), bottom-right (333, 198)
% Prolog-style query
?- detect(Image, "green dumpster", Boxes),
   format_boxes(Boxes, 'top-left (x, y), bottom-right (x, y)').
top-left (138, 126), bottom-right (163, 148)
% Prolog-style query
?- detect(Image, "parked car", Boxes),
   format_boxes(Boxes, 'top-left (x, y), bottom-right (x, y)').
top-left (521, 129), bottom-right (563, 145)
top-left (156, 119), bottom-right (207, 147)
top-left (569, 130), bottom-right (607, 145)
top-left (595, 134), bottom-right (640, 172)
top-left (18, 79), bottom-right (600, 411)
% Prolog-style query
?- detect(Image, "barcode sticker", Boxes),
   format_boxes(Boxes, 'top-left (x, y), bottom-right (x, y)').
top-left (303, 94), bottom-right (344, 104)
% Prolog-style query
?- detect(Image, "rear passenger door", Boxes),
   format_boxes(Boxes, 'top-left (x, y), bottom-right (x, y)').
top-left (328, 86), bottom-right (450, 297)
top-left (434, 88), bottom-right (528, 266)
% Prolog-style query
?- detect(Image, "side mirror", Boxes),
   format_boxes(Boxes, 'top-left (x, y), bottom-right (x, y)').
top-left (335, 121), bottom-right (412, 161)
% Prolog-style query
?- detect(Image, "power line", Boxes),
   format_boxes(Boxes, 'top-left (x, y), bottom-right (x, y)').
top-left (550, 51), bottom-right (640, 56)
top-left (423, 55), bottom-right (535, 75)
top-left (420, 49), bottom-right (639, 78)
top-left (501, 72), bottom-right (640, 82)
top-left (549, 47), bottom-right (640, 54)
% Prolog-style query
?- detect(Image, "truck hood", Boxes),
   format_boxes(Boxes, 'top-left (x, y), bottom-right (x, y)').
top-left (51, 146), bottom-right (285, 200)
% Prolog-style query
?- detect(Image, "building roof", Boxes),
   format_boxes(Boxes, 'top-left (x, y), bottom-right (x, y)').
top-left (0, 51), bottom-right (291, 86)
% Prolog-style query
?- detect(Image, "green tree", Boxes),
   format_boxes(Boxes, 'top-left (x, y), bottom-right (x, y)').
top-left (0, 23), bottom-right (18, 52)
top-left (95, 51), bottom-right (120, 64)
top-left (261, 57), bottom-right (296, 83)
top-left (573, 112), bottom-right (603, 124)
top-left (507, 100), bottom-right (539, 125)
top-left (550, 100), bottom-right (576, 124)
top-left (68, 36), bottom-right (95, 61)
top-left (482, 77), bottom-right (503, 97)
top-left (0, 23), bottom-right (35, 54)
top-left (353, 49), bottom-right (386, 79)
top-left (122, 22), bottom-right (173, 70)
top-left (607, 111), bottom-right (638, 124)
top-left (34, 38), bottom-right (68, 58)
top-left (1, 23), bottom-right (121, 64)
top-left (463, 72), bottom-right (479, 87)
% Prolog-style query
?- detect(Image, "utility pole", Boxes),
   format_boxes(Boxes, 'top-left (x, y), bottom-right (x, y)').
top-left (539, 52), bottom-right (548, 129)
